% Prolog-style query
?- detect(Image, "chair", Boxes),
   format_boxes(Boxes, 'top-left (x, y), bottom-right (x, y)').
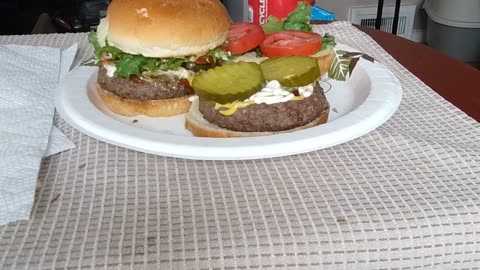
top-left (31, 13), bottom-right (58, 34)
top-left (375, 0), bottom-right (402, 34)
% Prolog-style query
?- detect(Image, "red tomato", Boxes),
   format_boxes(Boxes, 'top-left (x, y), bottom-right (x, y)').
top-left (195, 55), bottom-right (214, 64)
top-left (260, 30), bottom-right (323, 58)
top-left (227, 23), bottom-right (265, 55)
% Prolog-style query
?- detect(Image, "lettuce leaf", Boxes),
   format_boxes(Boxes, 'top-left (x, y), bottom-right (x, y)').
top-left (88, 31), bottom-right (196, 79)
top-left (207, 47), bottom-right (233, 62)
top-left (262, 16), bottom-right (284, 35)
top-left (261, 2), bottom-right (312, 34)
top-left (320, 33), bottom-right (336, 51)
top-left (283, 1), bottom-right (312, 32)
top-left (88, 31), bottom-right (122, 60)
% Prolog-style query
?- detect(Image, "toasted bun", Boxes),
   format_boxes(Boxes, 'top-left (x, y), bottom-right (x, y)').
top-left (105, 0), bottom-right (230, 57)
top-left (97, 85), bottom-right (192, 117)
top-left (185, 97), bottom-right (329, 138)
top-left (316, 48), bottom-right (335, 76)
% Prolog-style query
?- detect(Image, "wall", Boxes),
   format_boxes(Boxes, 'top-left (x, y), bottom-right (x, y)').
top-left (222, 0), bottom-right (248, 22)
top-left (315, 0), bottom-right (426, 30)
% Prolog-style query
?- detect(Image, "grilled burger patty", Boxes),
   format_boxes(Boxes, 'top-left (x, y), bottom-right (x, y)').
top-left (97, 68), bottom-right (194, 101)
top-left (198, 83), bottom-right (330, 132)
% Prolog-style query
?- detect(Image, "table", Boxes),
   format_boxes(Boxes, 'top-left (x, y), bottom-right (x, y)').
top-left (358, 25), bottom-right (480, 122)
top-left (0, 22), bottom-right (479, 270)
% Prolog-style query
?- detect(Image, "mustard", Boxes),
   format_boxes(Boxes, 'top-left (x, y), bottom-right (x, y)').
top-left (214, 94), bottom-right (306, 116)
top-left (215, 101), bottom-right (255, 116)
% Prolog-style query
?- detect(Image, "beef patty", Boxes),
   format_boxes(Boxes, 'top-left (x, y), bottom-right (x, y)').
top-left (97, 68), bottom-right (194, 101)
top-left (199, 83), bottom-right (330, 132)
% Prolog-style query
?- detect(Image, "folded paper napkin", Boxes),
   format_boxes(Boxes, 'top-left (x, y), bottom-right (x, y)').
top-left (0, 44), bottom-right (77, 225)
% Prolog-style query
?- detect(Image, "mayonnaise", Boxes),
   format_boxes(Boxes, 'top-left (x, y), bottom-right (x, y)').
top-left (142, 67), bottom-right (193, 79)
top-left (248, 81), bottom-right (293, 104)
top-left (104, 64), bottom-right (117, 77)
top-left (213, 80), bottom-right (315, 115)
top-left (297, 84), bottom-right (314, 98)
top-left (248, 80), bottom-right (314, 105)
top-left (231, 52), bottom-right (266, 64)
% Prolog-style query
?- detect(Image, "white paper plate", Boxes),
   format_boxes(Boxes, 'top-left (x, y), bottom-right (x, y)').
top-left (55, 45), bottom-right (402, 160)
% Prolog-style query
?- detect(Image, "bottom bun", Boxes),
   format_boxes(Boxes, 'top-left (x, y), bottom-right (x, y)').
top-left (96, 85), bottom-right (192, 117)
top-left (185, 97), bottom-right (329, 138)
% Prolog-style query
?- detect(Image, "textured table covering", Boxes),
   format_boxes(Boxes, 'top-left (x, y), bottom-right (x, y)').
top-left (1, 22), bottom-right (479, 269)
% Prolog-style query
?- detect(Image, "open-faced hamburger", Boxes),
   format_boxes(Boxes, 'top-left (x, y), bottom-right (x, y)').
top-left (258, 1), bottom-right (337, 76)
top-left (229, 28), bottom-right (336, 77)
top-left (225, 1), bottom-right (336, 77)
top-left (88, 0), bottom-right (231, 117)
top-left (259, 30), bottom-right (336, 77)
top-left (185, 56), bottom-right (330, 137)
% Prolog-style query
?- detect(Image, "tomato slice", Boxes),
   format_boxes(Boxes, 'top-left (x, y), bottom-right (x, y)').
top-left (260, 30), bottom-right (322, 58)
top-left (226, 23), bottom-right (265, 55)
top-left (195, 55), bottom-right (214, 64)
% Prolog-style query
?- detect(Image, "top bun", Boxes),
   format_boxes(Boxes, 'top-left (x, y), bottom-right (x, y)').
top-left (104, 0), bottom-right (231, 58)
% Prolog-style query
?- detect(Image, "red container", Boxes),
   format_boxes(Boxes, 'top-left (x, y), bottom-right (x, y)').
top-left (248, 0), bottom-right (314, 25)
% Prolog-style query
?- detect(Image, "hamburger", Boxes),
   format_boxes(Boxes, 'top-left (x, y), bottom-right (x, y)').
top-left (88, 0), bottom-right (231, 117)
top-left (258, 1), bottom-right (336, 77)
top-left (185, 56), bottom-right (331, 137)
top-left (185, 12), bottom-right (336, 138)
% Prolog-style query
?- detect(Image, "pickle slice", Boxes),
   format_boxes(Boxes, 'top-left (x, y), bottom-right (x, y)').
top-left (192, 61), bottom-right (264, 104)
top-left (260, 56), bottom-right (320, 87)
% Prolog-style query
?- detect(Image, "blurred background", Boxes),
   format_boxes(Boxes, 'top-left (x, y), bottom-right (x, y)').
top-left (1, 0), bottom-right (477, 69)
top-left (0, 0), bottom-right (109, 35)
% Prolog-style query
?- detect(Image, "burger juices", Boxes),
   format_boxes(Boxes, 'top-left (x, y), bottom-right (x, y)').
top-left (88, 0), bottom-right (231, 117)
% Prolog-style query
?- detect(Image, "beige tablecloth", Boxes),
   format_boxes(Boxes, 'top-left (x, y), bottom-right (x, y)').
top-left (1, 22), bottom-right (479, 269)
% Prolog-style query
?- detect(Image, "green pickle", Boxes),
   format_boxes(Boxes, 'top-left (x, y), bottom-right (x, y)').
top-left (192, 61), bottom-right (264, 104)
top-left (260, 56), bottom-right (320, 87)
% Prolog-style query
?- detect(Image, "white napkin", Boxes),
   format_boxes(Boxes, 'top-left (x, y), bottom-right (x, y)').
top-left (0, 44), bottom-right (77, 225)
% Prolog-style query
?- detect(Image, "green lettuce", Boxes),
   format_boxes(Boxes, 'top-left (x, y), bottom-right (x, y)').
top-left (261, 16), bottom-right (284, 35)
top-left (88, 31), bottom-right (122, 60)
top-left (88, 31), bottom-right (187, 78)
top-left (207, 47), bottom-right (233, 63)
top-left (283, 1), bottom-right (313, 32)
top-left (262, 2), bottom-right (312, 34)
top-left (320, 33), bottom-right (336, 51)
top-left (88, 31), bottom-right (230, 79)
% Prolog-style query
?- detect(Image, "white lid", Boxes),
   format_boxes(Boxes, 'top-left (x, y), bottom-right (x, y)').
top-left (424, 0), bottom-right (480, 28)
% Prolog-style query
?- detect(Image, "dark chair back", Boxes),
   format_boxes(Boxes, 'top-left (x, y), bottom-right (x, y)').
top-left (375, 0), bottom-right (402, 35)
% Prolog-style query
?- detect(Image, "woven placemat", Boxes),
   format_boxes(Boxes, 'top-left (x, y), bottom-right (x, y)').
top-left (1, 22), bottom-right (479, 269)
